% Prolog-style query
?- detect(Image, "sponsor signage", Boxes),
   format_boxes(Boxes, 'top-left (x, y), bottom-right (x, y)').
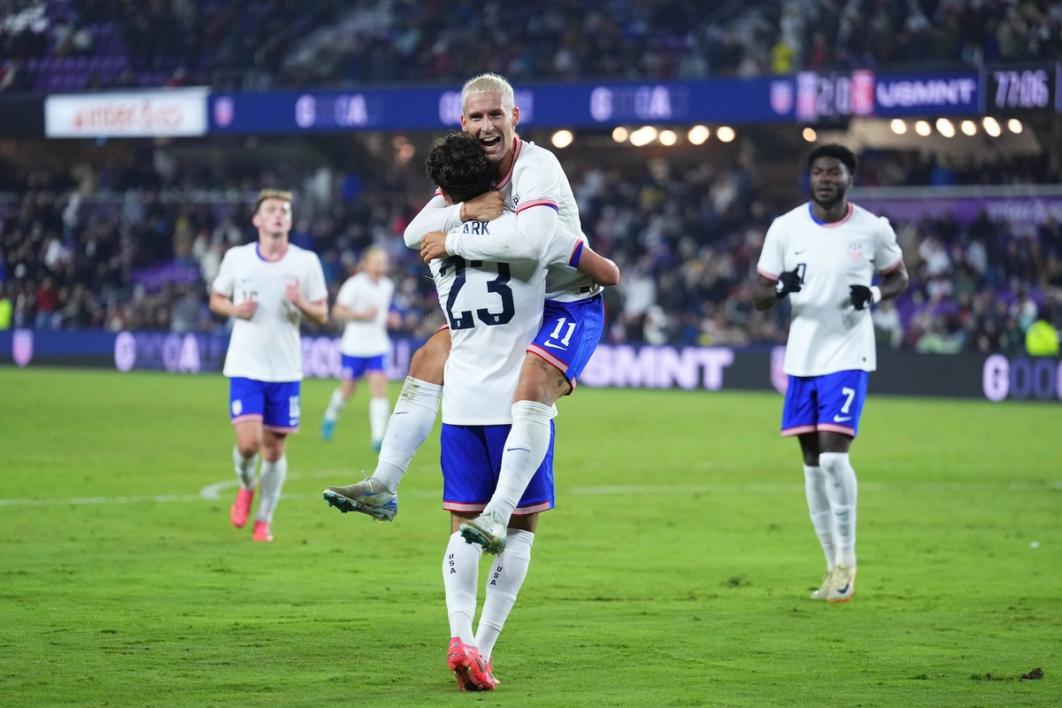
top-left (3, 331), bottom-right (1059, 403)
top-left (45, 87), bottom-right (209, 137)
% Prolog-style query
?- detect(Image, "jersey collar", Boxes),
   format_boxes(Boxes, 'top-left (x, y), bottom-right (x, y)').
top-left (808, 202), bottom-right (853, 228)
top-left (492, 136), bottom-right (522, 190)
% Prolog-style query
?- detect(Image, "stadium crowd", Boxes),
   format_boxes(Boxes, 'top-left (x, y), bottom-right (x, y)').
top-left (3, 0), bottom-right (1060, 93)
top-left (2, 141), bottom-right (1060, 355)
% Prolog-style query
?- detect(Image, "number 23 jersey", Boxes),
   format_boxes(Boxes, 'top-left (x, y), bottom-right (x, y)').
top-left (431, 212), bottom-right (576, 425)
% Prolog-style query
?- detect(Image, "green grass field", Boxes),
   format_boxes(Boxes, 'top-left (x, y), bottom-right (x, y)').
top-left (1, 368), bottom-right (1059, 706)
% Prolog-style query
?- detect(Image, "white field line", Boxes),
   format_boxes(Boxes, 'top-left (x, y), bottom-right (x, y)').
top-left (0, 477), bottom-right (1059, 509)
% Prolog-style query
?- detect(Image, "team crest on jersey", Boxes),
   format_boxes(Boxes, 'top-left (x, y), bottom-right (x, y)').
top-left (847, 242), bottom-right (865, 262)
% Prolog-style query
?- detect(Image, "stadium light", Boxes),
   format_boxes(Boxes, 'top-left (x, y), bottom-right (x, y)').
top-left (612, 126), bottom-right (629, 143)
top-left (1007, 118), bottom-right (1023, 134)
top-left (914, 120), bottom-right (932, 137)
top-left (983, 117), bottom-right (1002, 137)
top-left (551, 130), bottom-right (574, 149)
top-left (890, 119), bottom-right (907, 135)
top-left (687, 125), bottom-right (710, 145)
top-left (716, 126), bottom-right (736, 143)
top-left (658, 129), bottom-right (678, 146)
top-left (935, 118), bottom-right (955, 138)
top-left (802, 127), bottom-right (817, 142)
top-left (960, 120), bottom-right (977, 136)
top-left (630, 126), bottom-right (658, 147)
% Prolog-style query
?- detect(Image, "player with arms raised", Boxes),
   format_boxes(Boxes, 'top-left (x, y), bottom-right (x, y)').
top-left (753, 145), bottom-right (908, 602)
top-left (210, 189), bottom-right (328, 542)
top-left (324, 74), bottom-right (614, 555)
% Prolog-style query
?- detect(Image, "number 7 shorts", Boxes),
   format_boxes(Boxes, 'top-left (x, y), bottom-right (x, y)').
top-left (780, 369), bottom-right (868, 438)
top-left (527, 293), bottom-right (605, 390)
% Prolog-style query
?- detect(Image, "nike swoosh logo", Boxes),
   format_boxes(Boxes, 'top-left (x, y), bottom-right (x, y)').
top-left (506, 447), bottom-right (530, 453)
top-left (542, 341), bottom-right (567, 350)
top-left (833, 415), bottom-right (851, 423)
top-left (795, 249), bottom-right (809, 255)
top-left (836, 583), bottom-right (850, 594)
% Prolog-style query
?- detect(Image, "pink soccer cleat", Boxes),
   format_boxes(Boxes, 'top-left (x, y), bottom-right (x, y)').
top-left (230, 487), bottom-right (254, 528)
top-left (251, 520), bottom-right (273, 543)
top-left (446, 638), bottom-right (497, 691)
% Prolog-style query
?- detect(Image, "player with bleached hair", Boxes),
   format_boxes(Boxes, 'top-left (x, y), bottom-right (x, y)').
top-left (325, 74), bottom-right (613, 556)
top-left (209, 189), bottom-right (328, 542)
top-left (320, 247), bottom-right (395, 450)
top-left (753, 144), bottom-right (909, 602)
top-left (384, 131), bottom-right (616, 691)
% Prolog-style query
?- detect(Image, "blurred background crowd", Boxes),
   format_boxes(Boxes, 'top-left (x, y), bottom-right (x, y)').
top-left (2, 0), bottom-right (1061, 356)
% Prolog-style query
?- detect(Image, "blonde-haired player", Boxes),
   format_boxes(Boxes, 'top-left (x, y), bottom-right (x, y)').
top-left (209, 189), bottom-right (328, 542)
top-left (321, 247), bottom-right (395, 450)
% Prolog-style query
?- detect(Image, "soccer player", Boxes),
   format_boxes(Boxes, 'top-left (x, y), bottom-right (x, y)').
top-left (320, 247), bottom-right (395, 449)
top-left (412, 131), bottom-right (613, 691)
top-left (209, 189), bottom-right (328, 543)
top-left (752, 144), bottom-right (909, 602)
top-left (324, 74), bottom-right (615, 553)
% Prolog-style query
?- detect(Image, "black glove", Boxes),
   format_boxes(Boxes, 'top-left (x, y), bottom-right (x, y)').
top-left (849, 284), bottom-right (874, 310)
top-left (775, 269), bottom-right (803, 297)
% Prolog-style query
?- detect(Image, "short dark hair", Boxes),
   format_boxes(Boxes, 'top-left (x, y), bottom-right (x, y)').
top-left (425, 132), bottom-right (493, 204)
top-left (807, 143), bottom-right (857, 174)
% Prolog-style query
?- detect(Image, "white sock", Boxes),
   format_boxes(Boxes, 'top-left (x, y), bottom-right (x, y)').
top-left (819, 452), bottom-right (858, 568)
top-left (371, 377), bottom-right (441, 492)
top-left (256, 456), bottom-right (288, 523)
top-left (482, 401), bottom-right (553, 522)
top-left (323, 388), bottom-right (346, 423)
top-left (369, 396), bottom-right (389, 443)
top-left (233, 447), bottom-right (258, 490)
top-left (803, 464), bottom-right (836, 571)
top-left (443, 531), bottom-right (481, 645)
top-left (475, 529), bottom-right (533, 660)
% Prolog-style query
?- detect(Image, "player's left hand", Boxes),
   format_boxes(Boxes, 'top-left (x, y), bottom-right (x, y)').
top-left (420, 231), bottom-right (448, 262)
top-left (285, 280), bottom-right (302, 305)
top-left (849, 284), bottom-right (878, 310)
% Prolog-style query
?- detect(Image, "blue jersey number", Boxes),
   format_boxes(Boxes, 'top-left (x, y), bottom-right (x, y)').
top-left (440, 257), bottom-right (515, 330)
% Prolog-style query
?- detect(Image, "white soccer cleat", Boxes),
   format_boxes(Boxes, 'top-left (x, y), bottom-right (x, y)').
top-left (826, 564), bottom-right (857, 603)
top-left (322, 477), bottom-right (398, 521)
top-left (810, 570), bottom-right (834, 600)
top-left (459, 511), bottom-right (507, 554)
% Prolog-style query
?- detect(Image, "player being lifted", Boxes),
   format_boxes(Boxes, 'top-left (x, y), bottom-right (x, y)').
top-left (210, 189), bottom-right (328, 542)
top-left (324, 73), bottom-right (617, 554)
top-left (320, 247), bottom-right (395, 450)
top-left (405, 131), bottom-right (616, 691)
top-left (753, 145), bottom-right (908, 602)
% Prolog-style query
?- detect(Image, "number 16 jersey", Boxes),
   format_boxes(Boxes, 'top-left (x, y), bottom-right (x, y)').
top-left (431, 212), bottom-right (579, 425)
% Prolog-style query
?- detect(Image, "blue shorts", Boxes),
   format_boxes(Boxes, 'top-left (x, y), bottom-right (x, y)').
top-left (781, 370), bottom-right (868, 438)
top-left (440, 423), bottom-right (556, 515)
top-left (340, 354), bottom-right (385, 380)
top-left (229, 377), bottom-right (301, 433)
top-left (527, 294), bottom-right (605, 388)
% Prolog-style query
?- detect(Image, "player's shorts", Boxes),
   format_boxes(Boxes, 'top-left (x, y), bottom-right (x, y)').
top-left (781, 369), bottom-right (869, 438)
top-left (340, 353), bottom-right (386, 380)
top-left (229, 377), bottom-right (301, 433)
top-left (527, 293), bottom-right (605, 389)
top-left (440, 422), bottom-right (556, 515)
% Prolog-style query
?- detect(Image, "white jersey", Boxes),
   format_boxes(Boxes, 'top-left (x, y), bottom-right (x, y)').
top-left (213, 242), bottom-right (327, 381)
top-left (434, 213), bottom-right (577, 425)
top-left (757, 202), bottom-right (903, 376)
top-left (335, 272), bottom-right (394, 357)
top-left (498, 138), bottom-right (599, 302)
top-left (404, 137), bottom-right (598, 302)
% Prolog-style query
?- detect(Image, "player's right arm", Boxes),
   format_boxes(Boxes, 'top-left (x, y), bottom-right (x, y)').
top-left (753, 218), bottom-right (798, 310)
top-left (403, 192), bottom-right (504, 249)
top-left (439, 206), bottom-right (559, 263)
top-left (209, 250), bottom-right (257, 319)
